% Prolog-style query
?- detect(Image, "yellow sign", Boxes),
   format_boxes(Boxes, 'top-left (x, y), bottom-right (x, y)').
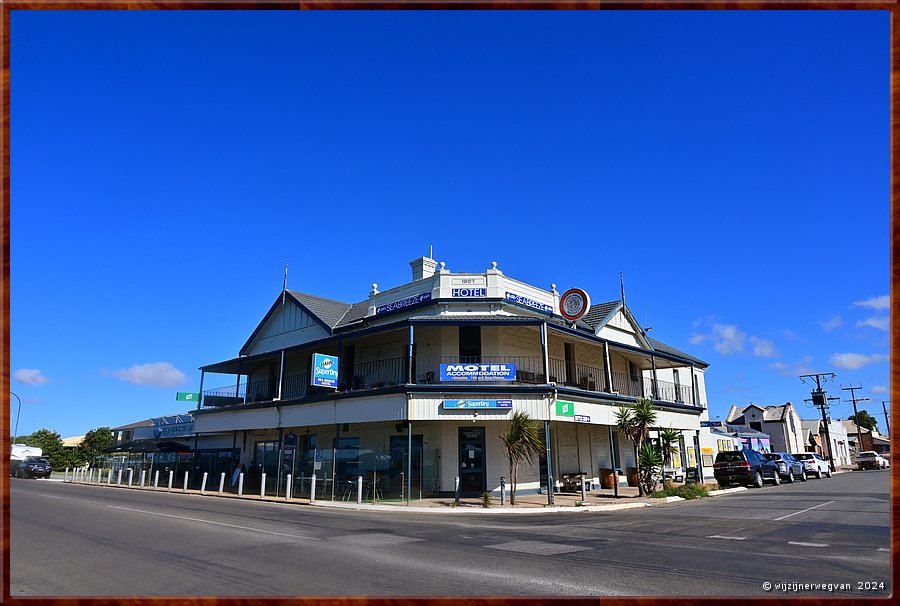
top-left (687, 447), bottom-right (697, 467)
top-left (701, 447), bottom-right (713, 454)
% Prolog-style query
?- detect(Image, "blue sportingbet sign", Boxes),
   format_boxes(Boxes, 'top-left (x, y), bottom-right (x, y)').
top-left (443, 399), bottom-right (513, 409)
top-left (312, 353), bottom-right (339, 388)
top-left (440, 363), bottom-right (516, 381)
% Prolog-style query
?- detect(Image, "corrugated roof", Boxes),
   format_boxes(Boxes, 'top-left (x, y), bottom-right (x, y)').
top-left (287, 290), bottom-right (353, 328)
top-left (648, 338), bottom-right (708, 367)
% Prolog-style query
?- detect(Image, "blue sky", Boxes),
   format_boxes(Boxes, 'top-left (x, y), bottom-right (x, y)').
top-left (10, 10), bottom-right (889, 439)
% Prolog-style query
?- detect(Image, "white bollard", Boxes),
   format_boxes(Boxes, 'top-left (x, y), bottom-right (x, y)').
top-left (153, 470), bottom-right (159, 489)
top-left (89, 468), bottom-right (94, 483)
top-left (238, 473), bottom-right (244, 496)
top-left (357, 475), bottom-right (363, 504)
top-left (65, 468), bottom-right (70, 482)
top-left (201, 472), bottom-right (208, 494)
top-left (310, 474), bottom-right (317, 502)
top-left (139, 470), bottom-right (146, 488)
top-left (260, 472), bottom-right (267, 498)
top-left (168, 470), bottom-right (174, 490)
top-left (183, 471), bottom-right (189, 491)
top-left (286, 474), bottom-right (292, 500)
top-left (117, 469), bottom-right (123, 485)
top-left (128, 469), bottom-right (133, 486)
top-left (108, 469), bottom-right (113, 484)
top-left (218, 472), bottom-right (225, 494)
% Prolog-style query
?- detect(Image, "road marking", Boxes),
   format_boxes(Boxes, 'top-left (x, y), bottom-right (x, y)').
top-left (878, 548), bottom-right (890, 552)
top-left (30, 493), bottom-right (62, 499)
top-left (788, 541), bottom-right (828, 548)
top-left (773, 500), bottom-right (835, 521)
top-left (107, 505), bottom-right (319, 540)
top-left (706, 535), bottom-right (746, 540)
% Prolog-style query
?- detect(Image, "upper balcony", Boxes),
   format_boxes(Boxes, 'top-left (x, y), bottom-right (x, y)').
top-left (199, 354), bottom-right (699, 409)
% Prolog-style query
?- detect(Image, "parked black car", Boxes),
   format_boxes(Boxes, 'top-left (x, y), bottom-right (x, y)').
top-left (15, 456), bottom-right (53, 479)
top-left (713, 449), bottom-right (780, 488)
top-left (764, 452), bottom-right (807, 483)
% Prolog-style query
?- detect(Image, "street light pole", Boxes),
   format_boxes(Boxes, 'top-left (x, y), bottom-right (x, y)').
top-left (10, 391), bottom-right (22, 445)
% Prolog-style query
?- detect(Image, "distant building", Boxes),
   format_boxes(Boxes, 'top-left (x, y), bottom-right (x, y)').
top-left (800, 419), bottom-right (850, 466)
top-left (726, 402), bottom-right (803, 454)
top-left (61, 435), bottom-right (85, 449)
top-left (841, 420), bottom-right (890, 456)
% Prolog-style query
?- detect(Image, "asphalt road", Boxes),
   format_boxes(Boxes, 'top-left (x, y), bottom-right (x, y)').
top-left (10, 469), bottom-right (890, 597)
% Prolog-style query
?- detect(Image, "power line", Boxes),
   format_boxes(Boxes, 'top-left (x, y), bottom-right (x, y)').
top-left (799, 373), bottom-right (837, 471)
top-left (841, 384), bottom-right (870, 457)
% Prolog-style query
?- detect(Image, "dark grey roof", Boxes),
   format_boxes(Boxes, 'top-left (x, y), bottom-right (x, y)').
top-left (287, 290), bottom-right (353, 329)
top-left (648, 338), bottom-right (708, 368)
top-left (110, 419), bottom-right (155, 431)
top-left (334, 300), bottom-right (370, 328)
top-left (581, 301), bottom-right (621, 328)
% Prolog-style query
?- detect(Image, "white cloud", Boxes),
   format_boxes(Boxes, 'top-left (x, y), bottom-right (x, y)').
top-left (112, 362), bottom-right (186, 388)
top-left (749, 337), bottom-right (776, 358)
top-left (712, 323), bottom-right (745, 355)
top-left (769, 356), bottom-right (813, 378)
top-left (870, 385), bottom-right (888, 395)
top-left (853, 295), bottom-right (889, 311)
top-left (689, 333), bottom-right (707, 345)
top-left (829, 353), bottom-right (889, 371)
top-left (820, 315), bottom-right (843, 331)
top-left (856, 316), bottom-right (889, 331)
top-left (13, 368), bottom-right (48, 385)
top-left (781, 329), bottom-right (798, 341)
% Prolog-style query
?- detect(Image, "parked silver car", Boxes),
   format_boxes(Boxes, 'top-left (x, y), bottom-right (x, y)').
top-left (764, 452), bottom-right (807, 483)
top-left (792, 452), bottom-right (832, 478)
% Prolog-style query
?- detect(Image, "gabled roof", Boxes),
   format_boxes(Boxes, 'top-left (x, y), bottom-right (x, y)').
top-left (581, 301), bottom-right (621, 329)
top-left (287, 290), bottom-right (354, 329)
top-left (111, 419), bottom-right (155, 431)
top-left (335, 300), bottom-right (370, 328)
top-left (648, 339), bottom-right (708, 368)
top-left (729, 403), bottom-right (793, 425)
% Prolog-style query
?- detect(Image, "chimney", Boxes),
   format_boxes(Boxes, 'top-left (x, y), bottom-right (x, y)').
top-left (410, 256), bottom-right (437, 281)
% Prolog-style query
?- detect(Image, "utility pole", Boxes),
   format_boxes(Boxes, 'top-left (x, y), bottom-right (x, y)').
top-left (800, 373), bottom-right (837, 471)
top-left (842, 384), bottom-right (870, 458)
top-left (882, 401), bottom-right (890, 434)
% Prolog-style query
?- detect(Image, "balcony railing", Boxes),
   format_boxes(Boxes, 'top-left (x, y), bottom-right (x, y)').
top-left (201, 355), bottom-right (699, 408)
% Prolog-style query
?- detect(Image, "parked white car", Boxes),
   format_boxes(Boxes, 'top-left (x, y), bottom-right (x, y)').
top-left (792, 452), bottom-right (832, 478)
top-left (857, 451), bottom-right (888, 470)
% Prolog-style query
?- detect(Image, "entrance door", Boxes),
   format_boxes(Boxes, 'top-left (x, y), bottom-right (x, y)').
top-left (458, 427), bottom-right (486, 497)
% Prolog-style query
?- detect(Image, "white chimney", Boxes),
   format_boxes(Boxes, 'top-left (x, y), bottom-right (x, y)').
top-left (410, 256), bottom-right (437, 281)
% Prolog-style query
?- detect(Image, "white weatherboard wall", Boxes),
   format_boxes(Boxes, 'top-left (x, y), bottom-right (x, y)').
top-left (246, 303), bottom-right (330, 355)
top-left (596, 310), bottom-right (642, 347)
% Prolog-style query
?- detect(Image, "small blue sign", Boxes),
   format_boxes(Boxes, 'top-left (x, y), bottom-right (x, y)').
top-left (452, 288), bottom-right (486, 297)
top-left (700, 421), bottom-right (723, 428)
top-left (505, 291), bottom-right (553, 313)
top-left (574, 415), bottom-right (591, 423)
top-left (440, 363), bottom-right (516, 381)
top-left (443, 399), bottom-right (513, 409)
top-left (375, 292), bottom-right (432, 314)
top-left (312, 353), bottom-right (340, 388)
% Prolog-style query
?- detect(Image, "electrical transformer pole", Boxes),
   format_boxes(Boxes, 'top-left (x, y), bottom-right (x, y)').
top-left (800, 372), bottom-right (837, 471)
top-left (842, 384), bottom-right (870, 458)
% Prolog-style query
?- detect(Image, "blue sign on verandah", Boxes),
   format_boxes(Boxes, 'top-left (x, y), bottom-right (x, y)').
top-left (443, 399), bottom-right (513, 409)
top-left (700, 421), bottom-right (723, 428)
top-left (312, 353), bottom-right (340, 388)
top-left (440, 363), bottom-right (516, 382)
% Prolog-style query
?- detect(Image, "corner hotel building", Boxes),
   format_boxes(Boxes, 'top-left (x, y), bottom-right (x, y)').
top-left (191, 256), bottom-right (714, 499)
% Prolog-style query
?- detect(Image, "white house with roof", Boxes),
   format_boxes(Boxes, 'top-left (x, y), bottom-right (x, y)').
top-left (800, 418), bottom-right (850, 466)
top-left (726, 403), bottom-right (804, 455)
top-left (189, 256), bottom-right (715, 499)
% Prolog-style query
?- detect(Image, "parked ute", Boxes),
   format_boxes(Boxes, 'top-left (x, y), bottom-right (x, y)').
top-left (856, 451), bottom-right (887, 470)
top-left (764, 452), bottom-right (807, 483)
top-left (792, 452), bottom-right (832, 478)
top-left (713, 449), bottom-right (781, 488)
top-left (14, 456), bottom-right (52, 479)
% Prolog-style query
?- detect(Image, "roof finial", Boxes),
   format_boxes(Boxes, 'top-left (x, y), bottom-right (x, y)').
top-left (620, 272), bottom-right (625, 306)
top-left (282, 262), bottom-right (289, 305)
top-left (429, 244), bottom-right (433, 259)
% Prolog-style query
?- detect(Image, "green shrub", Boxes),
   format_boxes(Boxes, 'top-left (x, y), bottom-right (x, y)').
top-left (482, 491), bottom-right (493, 508)
top-left (651, 483), bottom-right (710, 500)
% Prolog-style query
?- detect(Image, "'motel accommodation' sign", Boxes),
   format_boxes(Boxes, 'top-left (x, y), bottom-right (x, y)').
top-left (440, 363), bottom-right (516, 381)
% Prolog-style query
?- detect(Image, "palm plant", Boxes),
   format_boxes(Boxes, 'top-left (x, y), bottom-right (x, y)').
top-left (657, 427), bottom-right (683, 468)
top-left (499, 411), bottom-right (545, 506)
top-left (614, 398), bottom-right (658, 496)
top-left (637, 442), bottom-right (664, 494)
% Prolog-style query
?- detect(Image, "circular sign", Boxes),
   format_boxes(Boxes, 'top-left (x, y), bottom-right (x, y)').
top-left (559, 287), bottom-right (591, 321)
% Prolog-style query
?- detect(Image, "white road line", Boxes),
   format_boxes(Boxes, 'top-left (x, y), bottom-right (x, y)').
top-left (878, 548), bottom-right (890, 552)
top-left (707, 535), bottom-right (746, 540)
top-left (773, 500), bottom-right (835, 521)
top-left (788, 541), bottom-right (828, 548)
top-left (107, 505), bottom-right (319, 540)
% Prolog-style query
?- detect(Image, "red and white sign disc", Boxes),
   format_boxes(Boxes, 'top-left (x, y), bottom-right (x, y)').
top-left (559, 288), bottom-right (591, 322)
